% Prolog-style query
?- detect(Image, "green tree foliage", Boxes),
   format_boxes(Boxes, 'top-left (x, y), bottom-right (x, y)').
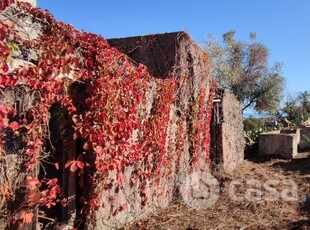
top-left (207, 30), bottom-right (285, 114)
top-left (243, 117), bottom-right (282, 142)
top-left (243, 117), bottom-right (263, 132)
top-left (282, 90), bottom-right (310, 124)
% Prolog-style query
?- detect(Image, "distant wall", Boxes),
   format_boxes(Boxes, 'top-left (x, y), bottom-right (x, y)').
top-left (259, 127), bottom-right (310, 159)
top-left (259, 132), bottom-right (298, 159)
top-left (258, 128), bottom-right (306, 158)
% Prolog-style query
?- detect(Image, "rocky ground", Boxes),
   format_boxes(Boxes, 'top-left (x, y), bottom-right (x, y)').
top-left (125, 156), bottom-right (310, 230)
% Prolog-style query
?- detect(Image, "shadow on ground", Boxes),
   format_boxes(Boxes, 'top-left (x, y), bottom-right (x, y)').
top-left (246, 149), bottom-right (310, 229)
top-left (245, 142), bottom-right (310, 176)
top-left (271, 156), bottom-right (310, 175)
top-left (286, 219), bottom-right (310, 230)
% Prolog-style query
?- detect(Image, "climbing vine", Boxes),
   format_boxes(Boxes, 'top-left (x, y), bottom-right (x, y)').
top-left (0, 1), bottom-right (214, 228)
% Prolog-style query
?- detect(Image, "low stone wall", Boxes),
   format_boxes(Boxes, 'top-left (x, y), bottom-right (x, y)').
top-left (259, 131), bottom-right (298, 158)
top-left (258, 127), bottom-right (310, 158)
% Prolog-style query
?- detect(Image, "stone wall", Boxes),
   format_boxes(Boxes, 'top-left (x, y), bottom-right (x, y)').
top-left (90, 32), bottom-right (214, 229)
top-left (221, 90), bottom-right (244, 173)
top-left (17, 0), bottom-right (36, 7)
top-left (210, 88), bottom-right (244, 173)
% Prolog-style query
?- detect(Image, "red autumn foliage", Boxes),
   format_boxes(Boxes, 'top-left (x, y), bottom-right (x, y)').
top-left (0, 1), bottom-right (214, 227)
top-left (18, 211), bottom-right (34, 226)
top-left (8, 121), bottom-right (19, 131)
top-left (65, 160), bottom-right (85, 172)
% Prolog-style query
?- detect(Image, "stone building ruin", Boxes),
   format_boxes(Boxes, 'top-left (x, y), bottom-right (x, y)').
top-left (0, 3), bottom-right (244, 229)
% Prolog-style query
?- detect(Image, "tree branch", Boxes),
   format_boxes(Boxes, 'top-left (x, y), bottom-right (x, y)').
top-left (242, 97), bottom-right (256, 111)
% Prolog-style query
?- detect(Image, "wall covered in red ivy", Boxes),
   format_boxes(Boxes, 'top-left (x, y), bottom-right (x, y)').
top-left (0, 2), bottom-right (215, 229)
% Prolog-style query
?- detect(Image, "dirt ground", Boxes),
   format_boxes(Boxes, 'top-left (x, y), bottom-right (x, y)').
top-left (125, 156), bottom-right (310, 230)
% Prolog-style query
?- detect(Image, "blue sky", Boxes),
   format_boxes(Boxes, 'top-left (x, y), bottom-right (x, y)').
top-left (37, 0), bottom-right (309, 97)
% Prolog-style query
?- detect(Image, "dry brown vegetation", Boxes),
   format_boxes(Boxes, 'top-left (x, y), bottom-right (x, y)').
top-left (125, 156), bottom-right (310, 230)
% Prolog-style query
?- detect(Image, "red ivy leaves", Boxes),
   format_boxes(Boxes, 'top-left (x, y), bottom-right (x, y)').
top-left (18, 211), bottom-right (34, 226)
top-left (8, 121), bottom-right (19, 131)
top-left (204, 88), bottom-right (214, 163)
top-left (65, 160), bottom-right (85, 172)
top-left (26, 176), bottom-right (41, 191)
top-left (0, 106), bottom-right (17, 131)
top-left (26, 177), bottom-right (62, 208)
top-left (0, 22), bottom-right (9, 41)
top-left (0, 0), bottom-right (213, 222)
top-left (0, 24), bottom-right (9, 73)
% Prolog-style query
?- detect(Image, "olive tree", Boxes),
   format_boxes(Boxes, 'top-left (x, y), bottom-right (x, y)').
top-left (281, 91), bottom-right (310, 124)
top-left (207, 30), bottom-right (285, 114)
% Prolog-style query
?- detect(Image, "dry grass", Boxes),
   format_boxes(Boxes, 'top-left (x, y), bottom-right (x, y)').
top-left (125, 157), bottom-right (310, 230)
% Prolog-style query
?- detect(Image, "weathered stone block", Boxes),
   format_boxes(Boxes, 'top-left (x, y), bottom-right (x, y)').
top-left (259, 130), bottom-right (299, 158)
